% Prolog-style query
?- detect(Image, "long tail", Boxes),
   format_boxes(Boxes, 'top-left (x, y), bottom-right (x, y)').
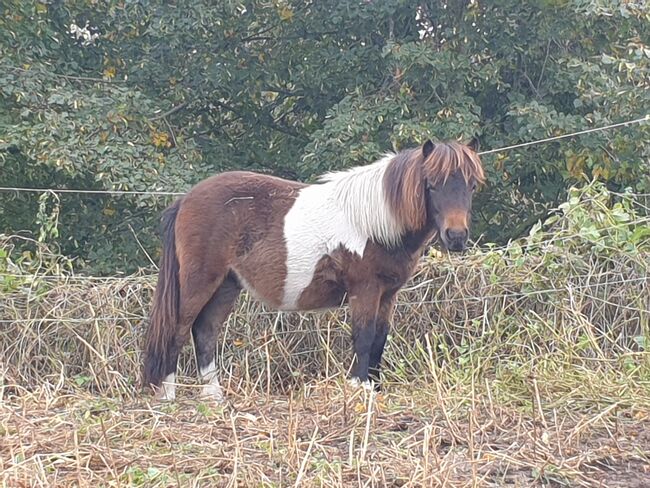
top-left (142, 199), bottom-right (182, 390)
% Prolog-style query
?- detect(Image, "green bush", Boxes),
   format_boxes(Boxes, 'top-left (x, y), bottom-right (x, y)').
top-left (1, 0), bottom-right (648, 273)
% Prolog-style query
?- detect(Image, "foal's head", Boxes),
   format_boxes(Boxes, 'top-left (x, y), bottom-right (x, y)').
top-left (421, 139), bottom-right (484, 252)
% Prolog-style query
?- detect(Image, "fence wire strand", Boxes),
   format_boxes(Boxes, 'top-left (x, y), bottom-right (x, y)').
top-left (1, 275), bottom-right (647, 325)
top-left (0, 114), bottom-right (647, 198)
top-left (2, 214), bottom-right (649, 284)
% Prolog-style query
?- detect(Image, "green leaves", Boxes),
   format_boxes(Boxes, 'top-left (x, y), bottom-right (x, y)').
top-left (0, 0), bottom-right (648, 273)
top-left (537, 182), bottom-right (650, 255)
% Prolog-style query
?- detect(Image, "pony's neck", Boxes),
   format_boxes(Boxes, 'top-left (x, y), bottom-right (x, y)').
top-left (403, 226), bottom-right (438, 255)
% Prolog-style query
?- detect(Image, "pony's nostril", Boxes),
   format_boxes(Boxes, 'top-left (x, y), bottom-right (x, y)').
top-left (446, 228), bottom-right (468, 241)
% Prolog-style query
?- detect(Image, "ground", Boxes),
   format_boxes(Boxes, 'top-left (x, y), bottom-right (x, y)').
top-left (2, 220), bottom-right (648, 486)
top-left (2, 371), bottom-right (649, 487)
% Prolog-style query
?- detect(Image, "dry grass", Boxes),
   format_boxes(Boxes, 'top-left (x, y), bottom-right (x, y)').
top-left (1, 186), bottom-right (650, 487)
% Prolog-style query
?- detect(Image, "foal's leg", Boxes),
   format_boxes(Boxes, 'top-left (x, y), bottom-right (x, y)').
top-left (192, 275), bottom-right (240, 402)
top-left (348, 286), bottom-right (381, 388)
top-left (368, 293), bottom-right (397, 391)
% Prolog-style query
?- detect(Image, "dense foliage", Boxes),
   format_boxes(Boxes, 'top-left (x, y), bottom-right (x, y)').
top-left (1, 0), bottom-right (648, 273)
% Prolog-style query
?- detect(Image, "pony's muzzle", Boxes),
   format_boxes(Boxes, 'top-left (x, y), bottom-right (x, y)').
top-left (440, 209), bottom-right (469, 252)
top-left (442, 227), bottom-right (468, 252)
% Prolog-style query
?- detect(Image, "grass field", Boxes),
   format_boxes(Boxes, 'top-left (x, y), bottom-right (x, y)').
top-left (1, 185), bottom-right (649, 487)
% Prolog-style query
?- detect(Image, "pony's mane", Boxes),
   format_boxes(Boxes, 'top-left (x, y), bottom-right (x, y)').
top-left (423, 141), bottom-right (485, 186)
top-left (318, 141), bottom-right (484, 246)
top-left (318, 155), bottom-right (403, 247)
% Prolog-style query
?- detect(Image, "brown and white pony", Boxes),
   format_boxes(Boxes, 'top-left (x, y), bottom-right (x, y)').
top-left (143, 139), bottom-right (484, 401)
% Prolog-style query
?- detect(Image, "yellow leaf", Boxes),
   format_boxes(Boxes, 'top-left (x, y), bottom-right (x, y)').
top-left (353, 402), bottom-right (366, 414)
top-left (429, 248), bottom-right (443, 259)
top-left (103, 67), bottom-right (117, 79)
top-left (566, 154), bottom-right (586, 178)
top-left (103, 207), bottom-right (116, 217)
top-left (592, 164), bottom-right (610, 180)
top-left (151, 131), bottom-right (169, 148)
top-left (494, 153), bottom-right (507, 171)
top-left (278, 5), bottom-right (294, 21)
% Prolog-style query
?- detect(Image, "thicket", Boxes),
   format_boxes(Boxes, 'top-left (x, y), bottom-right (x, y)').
top-left (1, 183), bottom-right (648, 396)
top-left (1, 1), bottom-right (648, 273)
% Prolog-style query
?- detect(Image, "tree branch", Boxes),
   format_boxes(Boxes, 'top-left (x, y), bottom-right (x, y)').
top-left (148, 102), bottom-right (189, 121)
top-left (12, 67), bottom-right (127, 83)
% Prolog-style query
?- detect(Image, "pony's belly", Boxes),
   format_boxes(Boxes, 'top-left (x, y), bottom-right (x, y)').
top-left (234, 265), bottom-right (344, 312)
top-left (282, 250), bottom-right (349, 311)
top-left (231, 268), bottom-right (284, 309)
top-left (293, 281), bottom-right (347, 311)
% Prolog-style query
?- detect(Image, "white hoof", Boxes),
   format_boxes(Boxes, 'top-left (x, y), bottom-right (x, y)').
top-left (347, 377), bottom-right (374, 391)
top-left (157, 390), bottom-right (175, 401)
top-left (155, 373), bottom-right (176, 401)
top-left (201, 383), bottom-right (225, 403)
top-left (200, 362), bottom-right (224, 403)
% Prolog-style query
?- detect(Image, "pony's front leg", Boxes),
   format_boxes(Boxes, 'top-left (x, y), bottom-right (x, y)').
top-left (367, 292), bottom-right (397, 391)
top-left (348, 287), bottom-right (381, 389)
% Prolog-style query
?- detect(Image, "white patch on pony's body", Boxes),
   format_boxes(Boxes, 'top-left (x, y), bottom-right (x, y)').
top-left (199, 360), bottom-right (224, 402)
top-left (281, 184), bottom-right (366, 309)
top-left (281, 154), bottom-right (401, 310)
top-left (158, 373), bottom-right (176, 401)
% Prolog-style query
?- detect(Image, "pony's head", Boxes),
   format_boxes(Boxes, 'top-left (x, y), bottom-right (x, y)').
top-left (422, 139), bottom-right (484, 251)
top-left (384, 139), bottom-right (484, 252)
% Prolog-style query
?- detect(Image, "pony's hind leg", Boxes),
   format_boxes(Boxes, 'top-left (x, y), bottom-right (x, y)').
top-left (192, 274), bottom-right (241, 402)
top-left (159, 263), bottom-right (225, 401)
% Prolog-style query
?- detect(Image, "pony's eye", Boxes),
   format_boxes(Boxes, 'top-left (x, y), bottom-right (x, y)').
top-left (471, 183), bottom-right (477, 192)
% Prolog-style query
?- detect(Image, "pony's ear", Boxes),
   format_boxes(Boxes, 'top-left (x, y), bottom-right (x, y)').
top-left (468, 136), bottom-right (480, 152)
top-left (422, 140), bottom-right (435, 159)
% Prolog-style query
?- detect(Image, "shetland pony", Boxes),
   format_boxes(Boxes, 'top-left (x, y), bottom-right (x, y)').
top-left (143, 139), bottom-right (484, 401)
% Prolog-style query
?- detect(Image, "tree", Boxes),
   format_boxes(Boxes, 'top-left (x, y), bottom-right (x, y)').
top-left (1, 0), bottom-right (648, 272)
